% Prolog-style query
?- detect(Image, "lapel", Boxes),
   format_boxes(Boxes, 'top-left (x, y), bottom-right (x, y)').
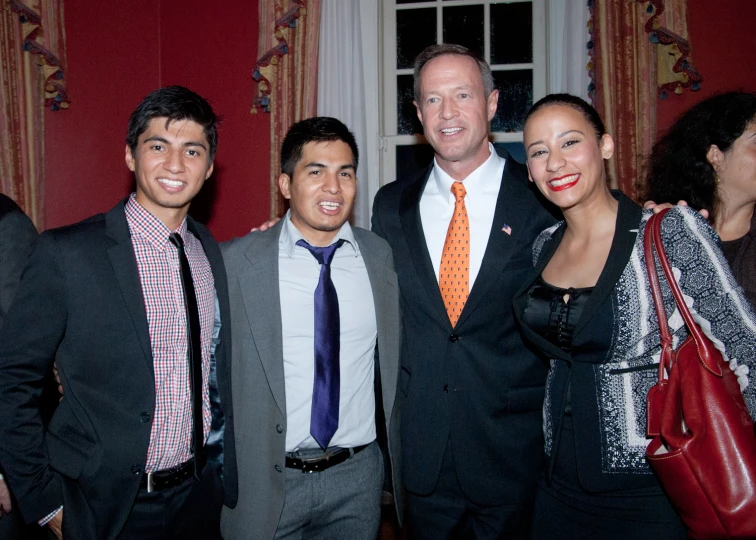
top-left (104, 200), bottom-right (154, 374)
top-left (399, 165), bottom-right (451, 329)
top-left (353, 228), bottom-right (398, 415)
top-left (572, 193), bottom-right (642, 337)
top-left (512, 225), bottom-right (572, 362)
top-left (455, 154), bottom-right (534, 328)
top-left (238, 222), bottom-right (286, 416)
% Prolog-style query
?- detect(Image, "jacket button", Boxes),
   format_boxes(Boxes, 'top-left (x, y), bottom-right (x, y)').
top-left (276, 424), bottom-right (283, 434)
top-left (449, 334), bottom-right (459, 343)
top-left (140, 412), bottom-right (151, 423)
top-left (275, 464), bottom-right (283, 473)
top-left (443, 384), bottom-right (449, 393)
top-left (131, 465), bottom-right (142, 475)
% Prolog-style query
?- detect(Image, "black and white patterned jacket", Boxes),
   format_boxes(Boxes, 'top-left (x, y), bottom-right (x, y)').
top-left (513, 192), bottom-right (756, 493)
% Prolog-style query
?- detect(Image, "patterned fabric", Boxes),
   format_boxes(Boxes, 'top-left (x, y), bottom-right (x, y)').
top-left (124, 195), bottom-right (214, 472)
top-left (534, 206), bottom-right (756, 476)
top-left (252, 0), bottom-right (321, 218)
top-left (0, 0), bottom-right (68, 229)
top-left (439, 182), bottom-right (470, 326)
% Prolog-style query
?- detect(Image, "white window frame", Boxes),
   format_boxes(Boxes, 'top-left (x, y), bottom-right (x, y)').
top-left (378, 0), bottom-right (547, 190)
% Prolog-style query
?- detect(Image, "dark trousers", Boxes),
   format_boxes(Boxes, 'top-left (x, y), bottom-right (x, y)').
top-left (405, 439), bottom-right (531, 540)
top-left (118, 466), bottom-right (223, 539)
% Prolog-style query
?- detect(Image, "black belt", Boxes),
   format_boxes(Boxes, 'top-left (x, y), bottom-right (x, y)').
top-left (140, 459), bottom-right (194, 492)
top-left (285, 444), bottom-right (369, 473)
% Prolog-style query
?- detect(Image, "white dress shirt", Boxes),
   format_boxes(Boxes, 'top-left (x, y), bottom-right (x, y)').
top-left (420, 143), bottom-right (505, 288)
top-left (278, 212), bottom-right (377, 451)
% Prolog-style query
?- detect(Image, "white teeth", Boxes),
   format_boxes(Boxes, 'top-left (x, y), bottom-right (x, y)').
top-left (549, 174), bottom-right (579, 187)
top-left (441, 128), bottom-right (462, 135)
top-left (158, 178), bottom-right (183, 188)
top-left (319, 201), bottom-right (340, 209)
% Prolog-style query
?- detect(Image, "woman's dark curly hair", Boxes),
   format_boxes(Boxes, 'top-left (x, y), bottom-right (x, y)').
top-left (645, 91), bottom-right (756, 222)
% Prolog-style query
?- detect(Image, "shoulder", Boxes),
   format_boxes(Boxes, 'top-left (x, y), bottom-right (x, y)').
top-left (221, 224), bottom-right (281, 260)
top-left (353, 226), bottom-right (392, 254)
top-left (659, 206), bottom-right (720, 247)
top-left (374, 165), bottom-right (431, 208)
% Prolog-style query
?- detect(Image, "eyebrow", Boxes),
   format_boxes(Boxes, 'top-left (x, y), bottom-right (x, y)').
top-left (143, 135), bottom-right (208, 151)
top-left (526, 129), bottom-right (586, 150)
top-left (303, 162), bottom-right (356, 171)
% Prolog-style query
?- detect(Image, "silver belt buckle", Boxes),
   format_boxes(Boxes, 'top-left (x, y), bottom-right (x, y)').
top-left (146, 471), bottom-right (155, 493)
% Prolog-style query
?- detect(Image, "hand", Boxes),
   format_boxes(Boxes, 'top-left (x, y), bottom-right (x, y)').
top-left (48, 509), bottom-right (63, 539)
top-left (643, 199), bottom-right (709, 219)
top-left (251, 217), bottom-right (281, 232)
top-left (0, 478), bottom-right (11, 517)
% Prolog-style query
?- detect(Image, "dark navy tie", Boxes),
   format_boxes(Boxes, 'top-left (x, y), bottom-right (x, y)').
top-left (296, 238), bottom-right (345, 449)
top-left (169, 233), bottom-right (205, 479)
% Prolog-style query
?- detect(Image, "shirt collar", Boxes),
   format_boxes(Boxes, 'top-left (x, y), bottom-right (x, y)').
top-left (431, 142), bottom-right (504, 203)
top-left (280, 210), bottom-right (359, 259)
top-left (125, 193), bottom-right (189, 251)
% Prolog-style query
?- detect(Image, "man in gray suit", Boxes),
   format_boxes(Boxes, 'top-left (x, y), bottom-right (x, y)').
top-left (220, 117), bottom-right (402, 540)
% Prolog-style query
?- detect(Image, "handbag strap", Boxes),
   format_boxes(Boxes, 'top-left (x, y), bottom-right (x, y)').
top-left (644, 209), bottom-right (723, 377)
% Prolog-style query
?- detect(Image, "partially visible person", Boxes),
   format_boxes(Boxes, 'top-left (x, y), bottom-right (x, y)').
top-left (0, 86), bottom-right (237, 539)
top-left (513, 94), bottom-right (756, 539)
top-left (221, 117), bottom-right (402, 539)
top-left (645, 91), bottom-right (756, 308)
top-left (0, 193), bottom-right (44, 540)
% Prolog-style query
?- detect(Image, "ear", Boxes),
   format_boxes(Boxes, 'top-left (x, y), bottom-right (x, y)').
top-left (414, 100), bottom-right (423, 124)
top-left (487, 89), bottom-right (499, 122)
top-left (526, 162), bottom-right (534, 183)
top-left (125, 145), bottom-right (136, 172)
top-left (205, 161), bottom-right (214, 179)
top-left (706, 144), bottom-right (724, 171)
top-left (600, 134), bottom-right (615, 160)
top-left (278, 173), bottom-right (292, 200)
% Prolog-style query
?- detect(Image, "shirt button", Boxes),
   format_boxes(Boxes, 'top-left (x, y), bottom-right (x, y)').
top-left (140, 412), bottom-right (151, 423)
top-left (449, 334), bottom-right (459, 343)
top-left (131, 465), bottom-right (142, 475)
top-left (275, 464), bottom-right (283, 473)
top-left (443, 384), bottom-right (449, 393)
top-left (276, 424), bottom-right (284, 434)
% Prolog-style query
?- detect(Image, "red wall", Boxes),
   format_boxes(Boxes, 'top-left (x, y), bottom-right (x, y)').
top-left (656, 1), bottom-right (756, 135)
top-left (44, 0), bottom-right (270, 241)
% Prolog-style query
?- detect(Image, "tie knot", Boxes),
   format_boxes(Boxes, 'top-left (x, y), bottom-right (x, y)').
top-left (169, 232), bottom-right (185, 250)
top-left (296, 239), bottom-right (345, 266)
top-left (451, 181), bottom-right (466, 199)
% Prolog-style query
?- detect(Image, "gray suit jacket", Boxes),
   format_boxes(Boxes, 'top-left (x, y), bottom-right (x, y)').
top-left (220, 221), bottom-right (403, 540)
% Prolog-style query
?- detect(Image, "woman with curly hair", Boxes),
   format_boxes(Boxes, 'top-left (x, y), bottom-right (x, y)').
top-left (645, 91), bottom-right (756, 307)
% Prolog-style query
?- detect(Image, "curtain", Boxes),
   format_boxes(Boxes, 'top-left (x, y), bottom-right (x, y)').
top-left (548, 0), bottom-right (591, 99)
top-left (0, 0), bottom-right (67, 229)
top-left (252, 0), bottom-right (320, 218)
top-left (317, 0), bottom-right (379, 230)
top-left (590, 0), bottom-right (698, 200)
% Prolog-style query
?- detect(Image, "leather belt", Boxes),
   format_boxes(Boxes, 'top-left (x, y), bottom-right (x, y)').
top-left (140, 459), bottom-right (194, 493)
top-left (285, 444), bottom-right (368, 473)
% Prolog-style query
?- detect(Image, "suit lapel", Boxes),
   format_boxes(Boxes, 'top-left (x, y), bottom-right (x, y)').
top-left (105, 201), bottom-right (154, 374)
top-left (239, 224), bottom-right (286, 416)
top-left (399, 167), bottom-right (451, 329)
top-left (573, 193), bottom-right (642, 337)
top-left (455, 158), bottom-right (530, 328)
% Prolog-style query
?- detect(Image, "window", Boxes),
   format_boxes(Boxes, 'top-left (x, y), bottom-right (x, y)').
top-left (380, 0), bottom-right (547, 184)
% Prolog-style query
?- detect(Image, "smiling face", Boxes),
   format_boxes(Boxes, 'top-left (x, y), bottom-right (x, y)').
top-left (125, 117), bottom-right (213, 229)
top-left (414, 54), bottom-right (499, 180)
top-left (524, 104), bottom-right (614, 211)
top-left (279, 140), bottom-right (357, 246)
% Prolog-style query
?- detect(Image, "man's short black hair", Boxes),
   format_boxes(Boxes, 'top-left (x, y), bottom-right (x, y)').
top-left (126, 86), bottom-right (219, 160)
top-left (280, 117), bottom-right (359, 177)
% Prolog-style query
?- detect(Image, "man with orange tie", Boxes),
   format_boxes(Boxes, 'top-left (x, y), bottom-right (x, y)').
top-left (372, 44), bottom-right (557, 538)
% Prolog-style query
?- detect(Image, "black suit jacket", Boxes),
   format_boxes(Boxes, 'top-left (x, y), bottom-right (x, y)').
top-left (0, 193), bottom-right (38, 329)
top-left (0, 200), bottom-right (237, 539)
top-left (372, 149), bottom-right (557, 506)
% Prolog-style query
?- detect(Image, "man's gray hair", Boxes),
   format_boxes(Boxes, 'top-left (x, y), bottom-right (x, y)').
top-left (413, 44), bottom-right (495, 103)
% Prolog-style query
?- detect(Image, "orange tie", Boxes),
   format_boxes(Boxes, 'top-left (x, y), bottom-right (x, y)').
top-left (439, 181), bottom-right (470, 327)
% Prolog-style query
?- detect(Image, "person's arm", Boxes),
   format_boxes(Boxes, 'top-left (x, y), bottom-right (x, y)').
top-left (0, 233), bottom-right (67, 523)
top-left (0, 207), bottom-right (38, 327)
top-left (661, 207), bottom-right (756, 415)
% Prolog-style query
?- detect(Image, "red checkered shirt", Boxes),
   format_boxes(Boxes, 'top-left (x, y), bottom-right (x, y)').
top-left (125, 195), bottom-right (214, 472)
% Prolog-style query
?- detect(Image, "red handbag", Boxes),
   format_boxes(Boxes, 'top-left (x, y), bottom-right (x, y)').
top-left (644, 209), bottom-right (756, 539)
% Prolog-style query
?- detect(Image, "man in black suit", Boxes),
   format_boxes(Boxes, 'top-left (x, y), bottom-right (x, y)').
top-left (0, 86), bottom-right (237, 539)
top-left (0, 194), bottom-right (41, 539)
top-left (372, 44), bottom-right (556, 538)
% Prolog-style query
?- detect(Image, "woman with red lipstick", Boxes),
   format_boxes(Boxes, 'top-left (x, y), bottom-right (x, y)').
top-left (512, 94), bottom-right (756, 539)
